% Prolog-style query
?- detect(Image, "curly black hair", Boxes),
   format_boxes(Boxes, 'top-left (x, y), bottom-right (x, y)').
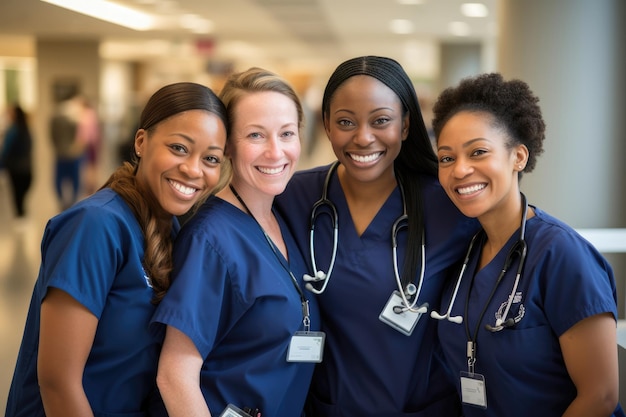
top-left (431, 72), bottom-right (545, 173)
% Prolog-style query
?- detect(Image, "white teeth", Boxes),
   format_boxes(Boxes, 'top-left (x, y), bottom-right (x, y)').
top-left (457, 184), bottom-right (486, 195)
top-left (258, 166), bottom-right (284, 175)
top-left (170, 180), bottom-right (196, 195)
top-left (349, 152), bottom-right (382, 163)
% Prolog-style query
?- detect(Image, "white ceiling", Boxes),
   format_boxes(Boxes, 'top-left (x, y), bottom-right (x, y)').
top-left (0, 0), bottom-right (497, 77)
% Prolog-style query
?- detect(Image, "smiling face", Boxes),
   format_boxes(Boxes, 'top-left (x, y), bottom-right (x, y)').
top-left (134, 109), bottom-right (227, 216)
top-left (437, 111), bottom-right (528, 222)
top-left (324, 75), bottom-right (408, 186)
top-left (227, 91), bottom-right (301, 201)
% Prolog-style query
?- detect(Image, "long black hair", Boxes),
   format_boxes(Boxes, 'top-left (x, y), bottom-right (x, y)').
top-left (322, 56), bottom-right (436, 288)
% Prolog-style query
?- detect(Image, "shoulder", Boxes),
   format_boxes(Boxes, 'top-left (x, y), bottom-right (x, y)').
top-left (44, 189), bottom-right (139, 244)
top-left (175, 197), bottom-right (241, 244)
top-left (276, 163), bottom-right (334, 209)
top-left (527, 207), bottom-right (611, 268)
top-left (285, 164), bottom-right (333, 192)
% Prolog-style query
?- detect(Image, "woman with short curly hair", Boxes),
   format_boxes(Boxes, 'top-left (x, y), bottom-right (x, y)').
top-left (432, 72), bottom-right (624, 417)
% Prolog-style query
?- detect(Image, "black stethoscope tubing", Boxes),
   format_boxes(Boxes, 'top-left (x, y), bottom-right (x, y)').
top-left (305, 161), bottom-right (425, 313)
top-left (465, 193), bottom-right (529, 341)
top-left (431, 193), bottom-right (528, 334)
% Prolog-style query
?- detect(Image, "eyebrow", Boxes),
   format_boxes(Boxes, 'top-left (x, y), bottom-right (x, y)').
top-left (332, 106), bottom-right (395, 115)
top-left (170, 133), bottom-right (224, 152)
top-left (437, 137), bottom-right (488, 152)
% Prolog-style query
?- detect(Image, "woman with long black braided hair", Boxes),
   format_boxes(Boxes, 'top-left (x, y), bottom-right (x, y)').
top-left (276, 56), bottom-right (478, 416)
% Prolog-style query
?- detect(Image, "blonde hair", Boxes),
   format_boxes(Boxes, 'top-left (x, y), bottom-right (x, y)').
top-left (219, 67), bottom-right (304, 134)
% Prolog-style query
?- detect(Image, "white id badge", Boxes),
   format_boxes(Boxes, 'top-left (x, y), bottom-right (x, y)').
top-left (286, 331), bottom-right (325, 362)
top-left (378, 291), bottom-right (424, 336)
top-left (219, 404), bottom-right (250, 417)
top-left (460, 371), bottom-right (487, 409)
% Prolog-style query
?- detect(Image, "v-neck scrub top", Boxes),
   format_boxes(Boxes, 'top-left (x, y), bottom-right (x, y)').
top-left (274, 164), bottom-right (478, 416)
top-left (152, 196), bottom-right (320, 417)
top-left (438, 207), bottom-right (624, 417)
top-left (5, 188), bottom-right (171, 417)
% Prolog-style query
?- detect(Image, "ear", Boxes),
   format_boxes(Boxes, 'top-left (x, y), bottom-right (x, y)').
top-left (514, 144), bottom-right (529, 171)
top-left (134, 129), bottom-right (146, 156)
top-left (401, 113), bottom-right (410, 141)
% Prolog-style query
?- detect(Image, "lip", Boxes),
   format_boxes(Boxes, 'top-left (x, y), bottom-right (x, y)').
top-left (168, 178), bottom-right (201, 199)
top-left (454, 182), bottom-right (487, 197)
top-left (346, 151), bottom-right (384, 165)
top-left (256, 164), bottom-right (288, 175)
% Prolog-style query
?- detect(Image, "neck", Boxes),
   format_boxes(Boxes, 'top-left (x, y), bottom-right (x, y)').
top-left (479, 193), bottom-right (531, 264)
top-left (226, 182), bottom-right (287, 258)
top-left (337, 164), bottom-right (397, 204)
top-left (219, 182), bottom-right (272, 220)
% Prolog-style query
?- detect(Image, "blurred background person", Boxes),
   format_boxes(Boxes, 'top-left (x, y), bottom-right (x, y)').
top-left (49, 93), bottom-right (86, 211)
top-left (76, 96), bottom-right (101, 195)
top-left (0, 104), bottom-right (33, 220)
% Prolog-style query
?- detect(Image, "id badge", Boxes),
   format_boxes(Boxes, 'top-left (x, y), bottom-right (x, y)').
top-left (286, 331), bottom-right (325, 362)
top-left (219, 404), bottom-right (250, 417)
top-left (460, 371), bottom-right (487, 409)
top-left (378, 291), bottom-right (424, 336)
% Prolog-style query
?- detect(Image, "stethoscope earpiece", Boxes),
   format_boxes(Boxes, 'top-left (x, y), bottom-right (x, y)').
top-left (303, 271), bottom-right (327, 283)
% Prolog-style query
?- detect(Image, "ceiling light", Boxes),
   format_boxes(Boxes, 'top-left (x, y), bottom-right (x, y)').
top-left (390, 19), bottom-right (414, 35)
top-left (448, 21), bottom-right (471, 36)
top-left (180, 14), bottom-right (214, 34)
top-left (40, 0), bottom-right (157, 31)
top-left (396, 0), bottom-right (424, 5)
top-left (461, 3), bottom-right (489, 18)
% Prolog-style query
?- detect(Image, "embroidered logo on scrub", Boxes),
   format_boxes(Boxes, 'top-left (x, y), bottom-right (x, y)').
top-left (495, 291), bottom-right (525, 325)
top-left (142, 267), bottom-right (153, 288)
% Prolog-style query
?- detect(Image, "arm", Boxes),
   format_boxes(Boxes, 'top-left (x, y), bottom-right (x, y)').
top-left (560, 312), bottom-right (618, 417)
top-left (157, 325), bottom-right (211, 417)
top-left (38, 288), bottom-right (98, 417)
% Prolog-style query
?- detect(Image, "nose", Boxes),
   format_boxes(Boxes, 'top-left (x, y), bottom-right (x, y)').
top-left (452, 157), bottom-right (473, 178)
top-left (353, 125), bottom-right (375, 147)
top-left (264, 136), bottom-right (283, 159)
top-left (180, 157), bottom-right (202, 178)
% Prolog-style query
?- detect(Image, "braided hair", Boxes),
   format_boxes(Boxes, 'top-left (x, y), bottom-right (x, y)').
top-left (322, 56), bottom-right (436, 288)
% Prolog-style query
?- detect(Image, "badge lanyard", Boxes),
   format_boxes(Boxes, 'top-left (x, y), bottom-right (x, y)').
top-left (229, 185), bottom-right (325, 363)
top-left (460, 232), bottom-right (490, 409)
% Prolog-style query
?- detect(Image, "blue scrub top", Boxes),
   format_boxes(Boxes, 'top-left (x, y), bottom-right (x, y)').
top-left (5, 188), bottom-right (170, 417)
top-left (274, 164), bottom-right (478, 416)
top-left (438, 207), bottom-right (625, 417)
top-left (152, 196), bottom-right (320, 417)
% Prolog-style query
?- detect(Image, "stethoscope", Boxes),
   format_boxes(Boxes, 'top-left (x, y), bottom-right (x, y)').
top-left (430, 193), bottom-right (528, 332)
top-left (303, 161), bottom-right (427, 314)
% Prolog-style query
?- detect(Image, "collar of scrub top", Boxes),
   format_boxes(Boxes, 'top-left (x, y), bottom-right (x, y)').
top-left (430, 192), bottom-right (529, 334)
top-left (303, 161), bottom-right (427, 315)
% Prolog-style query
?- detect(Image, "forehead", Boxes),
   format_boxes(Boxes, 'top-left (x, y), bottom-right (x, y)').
top-left (437, 111), bottom-right (506, 145)
top-left (331, 75), bottom-right (401, 108)
top-left (232, 91), bottom-right (298, 126)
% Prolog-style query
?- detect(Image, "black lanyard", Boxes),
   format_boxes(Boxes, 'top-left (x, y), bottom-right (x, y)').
top-left (229, 184), bottom-right (311, 330)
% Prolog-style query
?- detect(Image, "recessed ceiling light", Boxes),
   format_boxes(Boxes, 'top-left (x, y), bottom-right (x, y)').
top-left (180, 14), bottom-right (214, 34)
top-left (396, 0), bottom-right (424, 5)
top-left (40, 0), bottom-right (156, 31)
top-left (390, 19), bottom-right (414, 35)
top-left (461, 3), bottom-right (489, 18)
